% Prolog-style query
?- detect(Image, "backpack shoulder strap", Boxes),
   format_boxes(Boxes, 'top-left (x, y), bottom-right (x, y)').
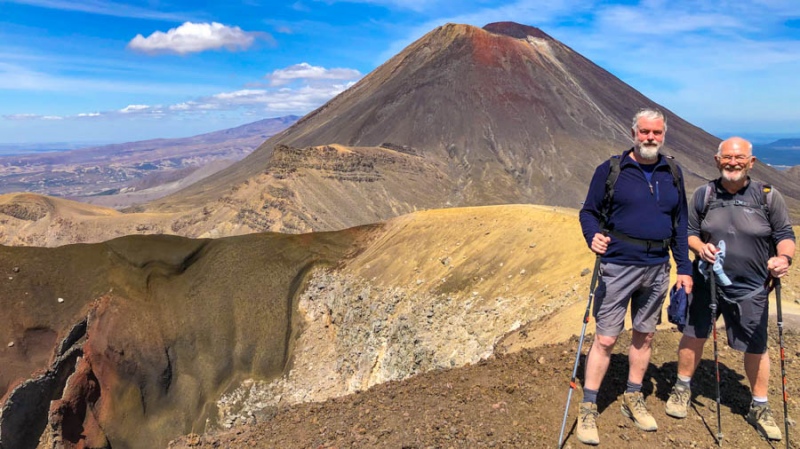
top-left (699, 181), bottom-right (716, 223)
top-left (601, 155), bottom-right (621, 226)
top-left (663, 155), bottom-right (682, 188)
top-left (702, 180), bottom-right (773, 221)
top-left (755, 181), bottom-right (773, 221)
top-left (605, 156), bottom-right (621, 198)
top-left (662, 155), bottom-right (684, 243)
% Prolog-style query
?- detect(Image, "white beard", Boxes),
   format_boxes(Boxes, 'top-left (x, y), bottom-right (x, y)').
top-left (635, 141), bottom-right (661, 161)
top-left (721, 167), bottom-right (747, 182)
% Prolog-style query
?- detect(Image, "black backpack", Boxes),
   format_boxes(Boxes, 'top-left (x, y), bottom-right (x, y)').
top-left (696, 180), bottom-right (776, 301)
top-left (698, 180), bottom-right (773, 224)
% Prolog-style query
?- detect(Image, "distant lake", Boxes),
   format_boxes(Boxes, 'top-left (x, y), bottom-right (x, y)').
top-left (755, 142), bottom-right (800, 168)
top-left (0, 142), bottom-right (107, 157)
top-left (0, 148), bottom-right (69, 156)
top-left (2, 139), bottom-right (799, 167)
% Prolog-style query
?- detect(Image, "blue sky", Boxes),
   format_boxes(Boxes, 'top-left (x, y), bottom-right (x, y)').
top-left (1, 0), bottom-right (799, 145)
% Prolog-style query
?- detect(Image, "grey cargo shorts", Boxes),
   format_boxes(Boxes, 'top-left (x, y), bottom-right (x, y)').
top-left (593, 261), bottom-right (670, 337)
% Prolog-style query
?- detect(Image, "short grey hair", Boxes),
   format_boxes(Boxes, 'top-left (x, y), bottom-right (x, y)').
top-left (717, 138), bottom-right (753, 155)
top-left (631, 108), bottom-right (667, 132)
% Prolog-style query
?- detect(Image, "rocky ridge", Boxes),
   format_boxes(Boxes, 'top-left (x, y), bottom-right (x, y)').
top-left (215, 268), bottom-right (552, 429)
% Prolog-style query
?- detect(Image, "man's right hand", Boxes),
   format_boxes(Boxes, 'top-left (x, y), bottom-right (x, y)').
top-left (697, 242), bottom-right (719, 263)
top-left (591, 232), bottom-right (611, 255)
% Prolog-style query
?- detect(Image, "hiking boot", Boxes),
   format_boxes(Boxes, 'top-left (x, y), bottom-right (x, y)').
top-left (576, 402), bottom-right (600, 445)
top-left (747, 402), bottom-right (782, 441)
top-left (621, 391), bottom-right (658, 431)
top-left (665, 384), bottom-right (691, 419)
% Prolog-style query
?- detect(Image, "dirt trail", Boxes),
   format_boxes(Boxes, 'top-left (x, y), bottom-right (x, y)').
top-left (169, 323), bottom-right (800, 449)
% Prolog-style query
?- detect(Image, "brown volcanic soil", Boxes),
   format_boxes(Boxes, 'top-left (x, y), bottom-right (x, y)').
top-left (169, 326), bottom-right (800, 449)
top-left (4, 205), bottom-right (800, 448)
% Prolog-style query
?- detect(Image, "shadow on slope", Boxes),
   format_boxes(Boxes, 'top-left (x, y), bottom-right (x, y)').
top-left (0, 230), bottom-right (368, 449)
top-left (0, 204), bottom-right (595, 448)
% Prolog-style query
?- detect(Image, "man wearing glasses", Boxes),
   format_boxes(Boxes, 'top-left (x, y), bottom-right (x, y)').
top-left (665, 136), bottom-right (795, 441)
top-left (577, 108), bottom-right (693, 445)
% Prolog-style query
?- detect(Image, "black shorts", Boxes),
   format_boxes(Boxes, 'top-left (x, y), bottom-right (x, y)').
top-left (681, 266), bottom-right (769, 354)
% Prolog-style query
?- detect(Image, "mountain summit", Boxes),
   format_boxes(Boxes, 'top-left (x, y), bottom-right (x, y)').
top-left (483, 21), bottom-right (555, 39)
top-left (147, 21), bottom-right (798, 234)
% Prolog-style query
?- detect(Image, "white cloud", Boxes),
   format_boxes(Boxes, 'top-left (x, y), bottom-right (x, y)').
top-left (212, 89), bottom-right (268, 101)
top-left (0, 60), bottom-right (227, 96)
top-left (128, 22), bottom-right (265, 55)
top-left (5, 0), bottom-right (187, 21)
top-left (3, 113), bottom-right (42, 120)
top-left (120, 104), bottom-right (151, 113)
top-left (2, 72), bottom-right (356, 123)
top-left (315, 0), bottom-right (441, 12)
top-left (2, 113), bottom-right (64, 121)
top-left (0, 62), bottom-right (61, 90)
top-left (169, 102), bottom-right (193, 111)
top-left (595, 5), bottom-right (741, 35)
top-left (266, 63), bottom-right (362, 86)
top-left (201, 82), bottom-right (356, 111)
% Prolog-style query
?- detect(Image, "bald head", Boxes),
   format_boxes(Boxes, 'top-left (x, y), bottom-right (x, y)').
top-left (716, 136), bottom-right (755, 184)
top-left (717, 136), bottom-right (753, 156)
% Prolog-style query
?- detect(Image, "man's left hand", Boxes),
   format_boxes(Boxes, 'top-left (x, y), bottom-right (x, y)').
top-left (675, 274), bottom-right (693, 294)
top-left (768, 256), bottom-right (791, 278)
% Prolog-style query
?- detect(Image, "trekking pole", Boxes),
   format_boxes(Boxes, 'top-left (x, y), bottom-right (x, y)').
top-left (557, 253), bottom-right (602, 448)
top-left (774, 278), bottom-right (790, 449)
top-left (709, 268), bottom-right (723, 446)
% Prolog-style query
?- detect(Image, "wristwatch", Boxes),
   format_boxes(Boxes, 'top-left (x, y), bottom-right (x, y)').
top-left (780, 254), bottom-right (793, 266)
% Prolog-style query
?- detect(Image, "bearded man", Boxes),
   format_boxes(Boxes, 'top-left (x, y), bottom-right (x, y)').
top-left (665, 137), bottom-right (795, 441)
top-left (576, 108), bottom-right (693, 445)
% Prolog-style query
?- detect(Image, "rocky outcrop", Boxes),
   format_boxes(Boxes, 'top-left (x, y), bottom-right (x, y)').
top-left (214, 267), bottom-right (549, 428)
top-left (266, 144), bottom-right (428, 182)
top-left (0, 201), bottom-right (49, 221)
top-left (0, 231), bottom-right (359, 449)
top-left (0, 320), bottom-right (86, 449)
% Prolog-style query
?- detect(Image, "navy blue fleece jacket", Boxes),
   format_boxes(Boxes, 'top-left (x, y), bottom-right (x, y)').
top-left (579, 149), bottom-right (692, 275)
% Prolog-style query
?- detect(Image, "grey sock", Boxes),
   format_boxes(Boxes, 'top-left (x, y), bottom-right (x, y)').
top-left (583, 388), bottom-right (599, 404)
top-left (676, 376), bottom-right (691, 390)
top-left (625, 380), bottom-right (642, 394)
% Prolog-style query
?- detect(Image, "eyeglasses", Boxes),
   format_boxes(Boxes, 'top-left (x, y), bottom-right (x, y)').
top-left (718, 155), bottom-right (752, 162)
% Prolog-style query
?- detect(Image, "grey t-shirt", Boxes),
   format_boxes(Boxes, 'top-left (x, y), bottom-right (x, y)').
top-left (688, 178), bottom-right (795, 299)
